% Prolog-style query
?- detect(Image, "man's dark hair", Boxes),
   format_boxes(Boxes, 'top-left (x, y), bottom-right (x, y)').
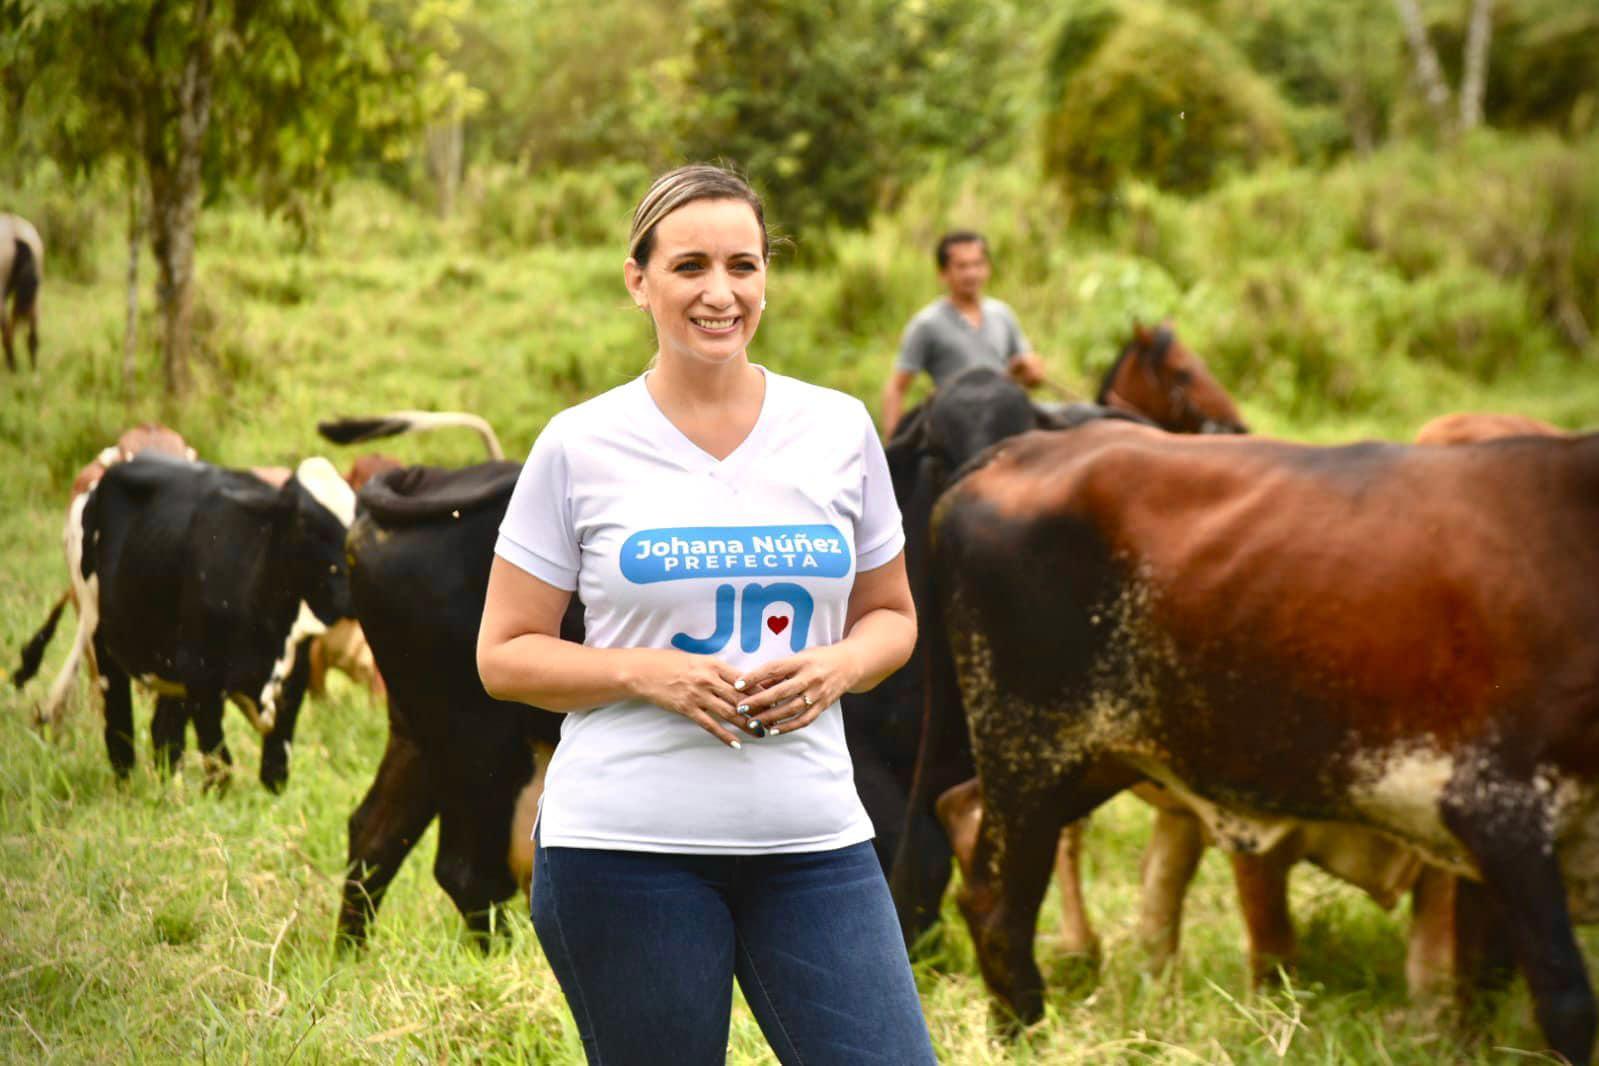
top-left (935, 230), bottom-right (987, 270)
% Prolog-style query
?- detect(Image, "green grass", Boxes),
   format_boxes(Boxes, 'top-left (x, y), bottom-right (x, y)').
top-left (1, 146), bottom-right (1596, 1061)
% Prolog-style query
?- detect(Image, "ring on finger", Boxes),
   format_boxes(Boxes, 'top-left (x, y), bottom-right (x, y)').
top-left (802, 693), bottom-right (814, 708)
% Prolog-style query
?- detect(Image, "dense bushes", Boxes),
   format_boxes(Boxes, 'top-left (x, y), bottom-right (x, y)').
top-left (470, 162), bottom-right (650, 250)
top-left (1042, 2), bottom-right (1294, 212)
top-left (828, 130), bottom-right (1595, 421)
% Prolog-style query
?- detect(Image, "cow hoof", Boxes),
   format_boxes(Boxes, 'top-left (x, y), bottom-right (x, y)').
top-left (259, 755), bottom-right (289, 794)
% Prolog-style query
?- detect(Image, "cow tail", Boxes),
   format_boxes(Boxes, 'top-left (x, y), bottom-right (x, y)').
top-left (888, 523), bottom-right (963, 913)
top-left (9, 238), bottom-right (39, 315)
top-left (13, 591), bottom-right (69, 689)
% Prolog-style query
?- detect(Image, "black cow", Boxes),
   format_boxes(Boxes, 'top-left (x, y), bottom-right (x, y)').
top-left (848, 368), bottom-right (1147, 944)
top-left (45, 455), bottom-right (356, 790)
top-left (339, 462), bottom-right (583, 944)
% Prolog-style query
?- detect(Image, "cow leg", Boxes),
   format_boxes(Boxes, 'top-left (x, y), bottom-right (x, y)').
top-left (150, 696), bottom-right (189, 776)
top-left (1053, 821), bottom-right (1100, 959)
top-left (959, 760), bottom-right (1132, 1028)
top-left (190, 695), bottom-right (234, 789)
top-left (436, 792), bottom-right (521, 945)
top-left (1405, 865), bottom-right (1459, 1001)
top-left (339, 733), bottom-right (437, 947)
top-left (936, 777), bottom-right (983, 881)
top-left (508, 741), bottom-right (553, 898)
top-left (2, 303), bottom-right (14, 371)
top-left (1451, 875), bottom-right (1518, 1023)
top-left (25, 304), bottom-right (37, 368)
top-left (1444, 791), bottom-right (1595, 1064)
top-left (94, 638), bottom-right (135, 778)
top-left (259, 639), bottom-right (312, 793)
top-left (1134, 806), bottom-right (1206, 974)
top-left (1231, 843), bottom-right (1299, 988)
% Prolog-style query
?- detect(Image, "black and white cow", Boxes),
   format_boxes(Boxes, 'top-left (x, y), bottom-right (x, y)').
top-left (51, 454), bottom-right (355, 790)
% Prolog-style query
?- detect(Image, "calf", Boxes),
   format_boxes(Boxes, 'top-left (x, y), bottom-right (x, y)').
top-left (70, 456), bottom-right (354, 789)
top-left (933, 421), bottom-right (1599, 1062)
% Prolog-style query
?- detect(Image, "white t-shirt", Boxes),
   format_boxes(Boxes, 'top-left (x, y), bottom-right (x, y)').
top-left (495, 367), bottom-right (905, 854)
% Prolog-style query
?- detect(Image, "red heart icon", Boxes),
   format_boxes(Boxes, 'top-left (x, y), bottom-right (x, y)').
top-left (767, 615), bottom-right (789, 635)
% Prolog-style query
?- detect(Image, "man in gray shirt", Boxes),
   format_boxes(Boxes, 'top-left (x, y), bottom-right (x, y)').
top-left (880, 230), bottom-right (1046, 439)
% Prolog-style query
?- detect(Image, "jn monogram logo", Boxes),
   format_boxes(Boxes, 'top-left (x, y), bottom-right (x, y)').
top-left (671, 582), bottom-right (814, 655)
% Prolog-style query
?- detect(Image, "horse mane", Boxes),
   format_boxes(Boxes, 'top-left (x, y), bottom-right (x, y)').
top-left (1095, 324), bottom-right (1175, 404)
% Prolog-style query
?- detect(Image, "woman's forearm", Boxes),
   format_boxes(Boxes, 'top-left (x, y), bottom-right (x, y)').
top-left (840, 606), bottom-right (918, 694)
top-left (478, 634), bottom-right (659, 712)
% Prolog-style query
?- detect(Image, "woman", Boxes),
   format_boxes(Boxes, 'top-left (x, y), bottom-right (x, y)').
top-left (477, 165), bottom-right (937, 1065)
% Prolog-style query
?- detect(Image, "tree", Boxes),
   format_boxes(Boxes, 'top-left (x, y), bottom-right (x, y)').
top-left (1042, 3), bottom-right (1294, 213)
top-left (8, 0), bottom-right (470, 399)
top-left (1392, 0), bottom-right (1493, 133)
top-left (677, 0), bottom-right (1031, 236)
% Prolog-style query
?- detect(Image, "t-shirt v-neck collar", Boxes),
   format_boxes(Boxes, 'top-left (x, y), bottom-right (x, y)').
top-left (944, 298), bottom-right (984, 332)
top-left (634, 365), bottom-right (778, 474)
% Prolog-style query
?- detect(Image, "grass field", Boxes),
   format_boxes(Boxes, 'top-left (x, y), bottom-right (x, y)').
top-left (1, 160), bottom-right (1596, 1062)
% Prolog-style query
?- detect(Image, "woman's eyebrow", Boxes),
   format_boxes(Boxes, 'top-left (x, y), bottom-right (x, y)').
top-left (666, 248), bottom-right (762, 262)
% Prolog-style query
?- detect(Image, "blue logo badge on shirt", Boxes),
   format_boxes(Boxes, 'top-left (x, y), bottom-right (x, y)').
top-left (621, 525), bottom-right (848, 655)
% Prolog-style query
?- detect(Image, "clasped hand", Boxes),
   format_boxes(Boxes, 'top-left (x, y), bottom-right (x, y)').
top-left (629, 645), bottom-right (861, 748)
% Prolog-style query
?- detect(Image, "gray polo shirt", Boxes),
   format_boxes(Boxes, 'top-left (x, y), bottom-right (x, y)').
top-left (895, 298), bottom-right (1032, 386)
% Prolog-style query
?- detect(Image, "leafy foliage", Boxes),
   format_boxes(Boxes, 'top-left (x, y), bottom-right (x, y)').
top-left (1041, 2), bottom-right (1294, 213)
top-left (454, 0), bottom-right (681, 175)
top-left (676, 0), bottom-right (1035, 235)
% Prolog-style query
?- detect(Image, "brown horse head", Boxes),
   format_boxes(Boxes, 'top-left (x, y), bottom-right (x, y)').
top-left (1096, 323), bottom-right (1246, 434)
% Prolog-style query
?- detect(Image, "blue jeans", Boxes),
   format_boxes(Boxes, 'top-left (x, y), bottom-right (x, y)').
top-left (531, 833), bottom-right (938, 1065)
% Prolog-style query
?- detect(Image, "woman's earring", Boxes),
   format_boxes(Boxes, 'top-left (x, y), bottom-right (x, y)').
top-left (760, 298), bottom-right (767, 310)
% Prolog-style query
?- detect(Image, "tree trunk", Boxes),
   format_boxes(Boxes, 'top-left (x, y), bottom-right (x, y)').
top-left (123, 184), bottom-right (142, 398)
top-left (1459, 0), bottom-right (1493, 132)
top-left (425, 113), bottom-right (464, 219)
top-left (1392, 0), bottom-right (1452, 129)
top-left (147, 0), bottom-right (214, 401)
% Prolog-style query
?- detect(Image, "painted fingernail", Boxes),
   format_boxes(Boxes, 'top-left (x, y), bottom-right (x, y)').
top-left (736, 704), bottom-right (751, 716)
top-left (734, 678), bottom-right (747, 692)
top-left (769, 726), bottom-right (781, 736)
top-left (748, 721), bottom-right (768, 738)
top-left (729, 739), bottom-right (742, 750)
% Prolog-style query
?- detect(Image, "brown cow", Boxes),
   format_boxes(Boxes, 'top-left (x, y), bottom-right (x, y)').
top-left (1415, 411), bottom-right (1563, 446)
top-left (913, 341), bottom-right (1418, 986)
top-left (930, 421), bottom-right (1599, 1062)
top-left (16, 425), bottom-right (196, 726)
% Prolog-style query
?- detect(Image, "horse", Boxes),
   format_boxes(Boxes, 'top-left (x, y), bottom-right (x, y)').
top-left (1092, 321), bottom-right (1246, 434)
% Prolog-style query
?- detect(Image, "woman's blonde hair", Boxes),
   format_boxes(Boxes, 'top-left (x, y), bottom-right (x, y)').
top-left (628, 164), bottom-right (770, 267)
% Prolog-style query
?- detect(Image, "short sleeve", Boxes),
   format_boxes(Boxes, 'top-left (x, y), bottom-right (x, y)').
top-left (495, 415), bottom-right (580, 590)
top-left (854, 402), bottom-right (906, 572)
top-left (894, 318), bottom-right (930, 374)
top-left (1002, 304), bottom-right (1032, 360)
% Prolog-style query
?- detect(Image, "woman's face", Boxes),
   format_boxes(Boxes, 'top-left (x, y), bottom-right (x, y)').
top-left (626, 198), bottom-right (766, 369)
